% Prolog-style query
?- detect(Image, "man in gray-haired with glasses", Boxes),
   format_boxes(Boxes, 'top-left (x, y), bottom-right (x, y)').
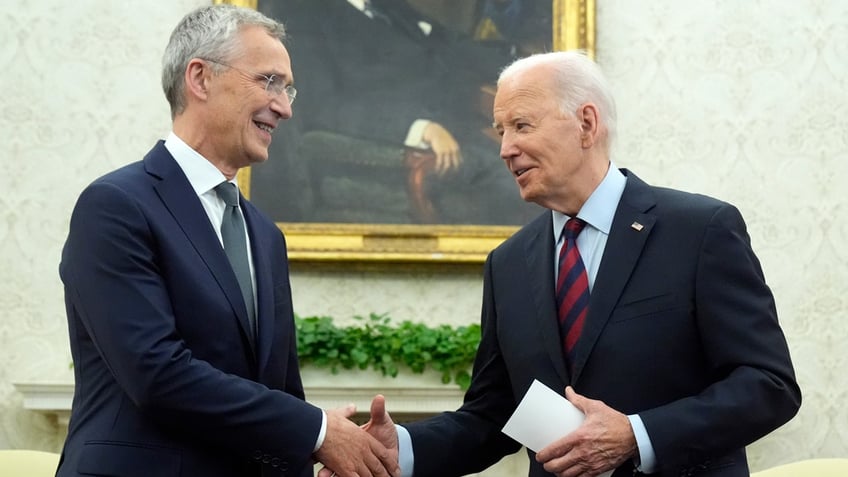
top-left (58, 5), bottom-right (398, 477)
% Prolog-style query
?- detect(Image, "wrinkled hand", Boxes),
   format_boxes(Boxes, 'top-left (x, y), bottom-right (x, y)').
top-left (314, 403), bottom-right (401, 477)
top-left (422, 122), bottom-right (462, 174)
top-left (535, 387), bottom-right (637, 477)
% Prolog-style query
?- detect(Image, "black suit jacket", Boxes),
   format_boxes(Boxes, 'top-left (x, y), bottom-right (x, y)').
top-left (58, 142), bottom-right (321, 477)
top-left (405, 170), bottom-right (801, 477)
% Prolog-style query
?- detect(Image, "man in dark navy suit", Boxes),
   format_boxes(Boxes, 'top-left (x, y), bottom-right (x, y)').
top-left (347, 51), bottom-right (801, 477)
top-left (57, 5), bottom-right (399, 477)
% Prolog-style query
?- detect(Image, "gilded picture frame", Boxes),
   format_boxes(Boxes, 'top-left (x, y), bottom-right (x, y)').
top-left (217, 0), bottom-right (595, 264)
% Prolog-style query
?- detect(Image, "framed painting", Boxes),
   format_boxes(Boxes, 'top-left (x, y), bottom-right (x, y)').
top-left (218, 0), bottom-right (595, 263)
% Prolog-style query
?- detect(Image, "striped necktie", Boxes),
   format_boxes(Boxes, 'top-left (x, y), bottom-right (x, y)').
top-left (555, 218), bottom-right (589, 368)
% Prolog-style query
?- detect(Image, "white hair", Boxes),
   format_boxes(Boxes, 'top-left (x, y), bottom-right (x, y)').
top-left (498, 51), bottom-right (617, 145)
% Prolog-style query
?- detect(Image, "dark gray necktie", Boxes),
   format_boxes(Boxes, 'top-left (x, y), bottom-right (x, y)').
top-left (214, 182), bottom-right (256, 342)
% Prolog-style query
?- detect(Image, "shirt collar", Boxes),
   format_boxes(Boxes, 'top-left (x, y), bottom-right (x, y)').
top-left (164, 132), bottom-right (233, 197)
top-left (552, 162), bottom-right (627, 239)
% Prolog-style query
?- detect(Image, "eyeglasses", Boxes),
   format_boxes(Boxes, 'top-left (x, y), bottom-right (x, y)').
top-left (203, 58), bottom-right (297, 105)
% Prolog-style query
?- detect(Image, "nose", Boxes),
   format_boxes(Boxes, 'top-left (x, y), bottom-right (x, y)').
top-left (499, 131), bottom-right (519, 160)
top-left (270, 94), bottom-right (292, 120)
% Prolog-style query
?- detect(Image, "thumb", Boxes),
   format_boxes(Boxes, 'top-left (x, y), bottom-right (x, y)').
top-left (564, 386), bottom-right (588, 412)
top-left (370, 394), bottom-right (387, 425)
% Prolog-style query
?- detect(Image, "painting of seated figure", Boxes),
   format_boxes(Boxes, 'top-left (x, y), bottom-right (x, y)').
top-left (241, 0), bottom-right (595, 261)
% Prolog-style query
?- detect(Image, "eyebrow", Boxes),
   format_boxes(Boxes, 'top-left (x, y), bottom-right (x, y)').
top-left (269, 71), bottom-right (293, 85)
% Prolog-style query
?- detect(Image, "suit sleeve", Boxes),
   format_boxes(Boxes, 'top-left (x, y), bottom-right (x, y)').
top-left (61, 181), bottom-right (323, 469)
top-left (639, 204), bottom-right (801, 470)
top-left (403, 254), bottom-right (522, 477)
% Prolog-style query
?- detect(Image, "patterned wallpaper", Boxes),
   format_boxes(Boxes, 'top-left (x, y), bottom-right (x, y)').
top-left (0, 0), bottom-right (845, 472)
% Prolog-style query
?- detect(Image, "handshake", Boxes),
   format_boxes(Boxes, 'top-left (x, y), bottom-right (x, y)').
top-left (314, 395), bottom-right (401, 477)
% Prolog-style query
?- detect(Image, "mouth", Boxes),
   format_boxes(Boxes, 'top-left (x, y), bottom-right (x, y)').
top-left (514, 167), bottom-right (530, 177)
top-left (254, 120), bottom-right (275, 135)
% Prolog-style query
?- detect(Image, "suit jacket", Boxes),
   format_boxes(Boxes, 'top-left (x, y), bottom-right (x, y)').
top-left (404, 170), bottom-right (801, 477)
top-left (57, 142), bottom-right (321, 477)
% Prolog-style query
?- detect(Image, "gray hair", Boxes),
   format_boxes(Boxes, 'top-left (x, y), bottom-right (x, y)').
top-left (162, 4), bottom-right (286, 118)
top-left (498, 51), bottom-right (617, 146)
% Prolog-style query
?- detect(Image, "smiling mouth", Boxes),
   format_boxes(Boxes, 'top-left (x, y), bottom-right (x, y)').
top-left (515, 168), bottom-right (529, 177)
top-left (254, 121), bottom-right (274, 134)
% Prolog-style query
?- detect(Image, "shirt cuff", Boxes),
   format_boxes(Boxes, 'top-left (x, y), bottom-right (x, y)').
top-left (627, 414), bottom-right (657, 473)
top-left (397, 424), bottom-right (415, 477)
top-left (404, 119), bottom-right (431, 148)
top-left (313, 410), bottom-right (327, 452)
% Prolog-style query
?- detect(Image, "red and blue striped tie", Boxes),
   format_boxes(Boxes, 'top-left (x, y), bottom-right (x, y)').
top-left (556, 218), bottom-right (589, 368)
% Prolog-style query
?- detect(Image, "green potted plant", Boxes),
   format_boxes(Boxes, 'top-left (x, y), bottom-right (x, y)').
top-left (296, 313), bottom-right (481, 390)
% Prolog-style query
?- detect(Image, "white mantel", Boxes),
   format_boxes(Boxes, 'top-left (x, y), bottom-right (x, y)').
top-left (14, 367), bottom-right (466, 430)
top-left (13, 368), bottom-right (527, 476)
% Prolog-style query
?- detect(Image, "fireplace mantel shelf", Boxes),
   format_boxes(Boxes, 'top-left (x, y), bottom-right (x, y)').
top-left (14, 368), bottom-right (465, 429)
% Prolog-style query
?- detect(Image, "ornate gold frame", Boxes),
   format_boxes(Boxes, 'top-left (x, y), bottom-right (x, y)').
top-left (215, 0), bottom-right (595, 264)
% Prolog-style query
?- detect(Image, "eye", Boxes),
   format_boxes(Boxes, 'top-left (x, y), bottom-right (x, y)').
top-left (263, 74), bottom-right (281, 94)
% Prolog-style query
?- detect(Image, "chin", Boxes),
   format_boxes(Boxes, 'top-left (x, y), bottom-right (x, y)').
top-left (518, 188), bottom-right (536, 203)
top-left (247, 148), bottom-right (270, 164)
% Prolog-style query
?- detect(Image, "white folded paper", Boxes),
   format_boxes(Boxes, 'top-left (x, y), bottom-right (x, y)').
top-left (502, 379), bottom-right (612, 477)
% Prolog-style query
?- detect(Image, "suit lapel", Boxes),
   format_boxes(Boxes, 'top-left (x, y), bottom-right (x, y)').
top-left (572, 171), bottom-right (657, 383)
top-left (524, 215), bottom-right (571, 384)
top-left (144, 143), bottom-right (257, 362)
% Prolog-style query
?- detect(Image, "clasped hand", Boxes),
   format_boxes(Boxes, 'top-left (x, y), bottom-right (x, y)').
top-left (535, 387), bottom-right (637, 477)
top-left (315, 395), bottom-right (400, 477)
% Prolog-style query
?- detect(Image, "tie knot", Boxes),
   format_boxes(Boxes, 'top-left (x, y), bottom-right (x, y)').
top-left (562, 218), bottom-right (586, 240)
top-left (214, 182), bottom-right (239, 207)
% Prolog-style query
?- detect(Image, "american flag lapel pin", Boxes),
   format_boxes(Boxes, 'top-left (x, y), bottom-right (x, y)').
top-left (631, 221), bottom-right (644, 231)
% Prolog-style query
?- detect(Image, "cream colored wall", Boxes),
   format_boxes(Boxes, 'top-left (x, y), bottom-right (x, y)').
top-left (1, 0), bottom-right (846, 471)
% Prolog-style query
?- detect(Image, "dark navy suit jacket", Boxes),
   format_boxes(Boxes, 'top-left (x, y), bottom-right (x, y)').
top-left (404, 170), bottom-right (801, 477)
top-left (58, 142), bottom-right (320, 477)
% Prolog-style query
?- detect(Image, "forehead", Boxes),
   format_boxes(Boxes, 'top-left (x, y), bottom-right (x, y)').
top-left (493, 77), bottom-right (555, 123)
top-left (236, 25), bottom-right (293, 80)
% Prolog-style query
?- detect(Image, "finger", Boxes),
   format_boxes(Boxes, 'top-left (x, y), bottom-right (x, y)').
top-left (362, 443), bottom-right (389, 477)
top-left (537, 435), bottom-right (575, 463)
top-left (449, 152), bottom-right (461, 171)
top-left (438, 153), bottom-right (450, 174)
top-left (452, 151), bottom-right (462, 169)
top-left (333, 403), bottom-right (357, 419)
top-left (366, 432), bottom-right (399, 474)
top-left (444, 152), bottom-right (455, 173)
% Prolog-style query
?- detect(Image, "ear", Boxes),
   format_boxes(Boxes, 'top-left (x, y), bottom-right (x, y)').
top-left (577, 103), bottom-right (600, 149)
top-left (184, 58), bottom-right (212, 104)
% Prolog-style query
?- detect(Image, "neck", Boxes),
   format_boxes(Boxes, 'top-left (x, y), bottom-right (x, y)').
top-left (172, 116), bottom-right (239, 180)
